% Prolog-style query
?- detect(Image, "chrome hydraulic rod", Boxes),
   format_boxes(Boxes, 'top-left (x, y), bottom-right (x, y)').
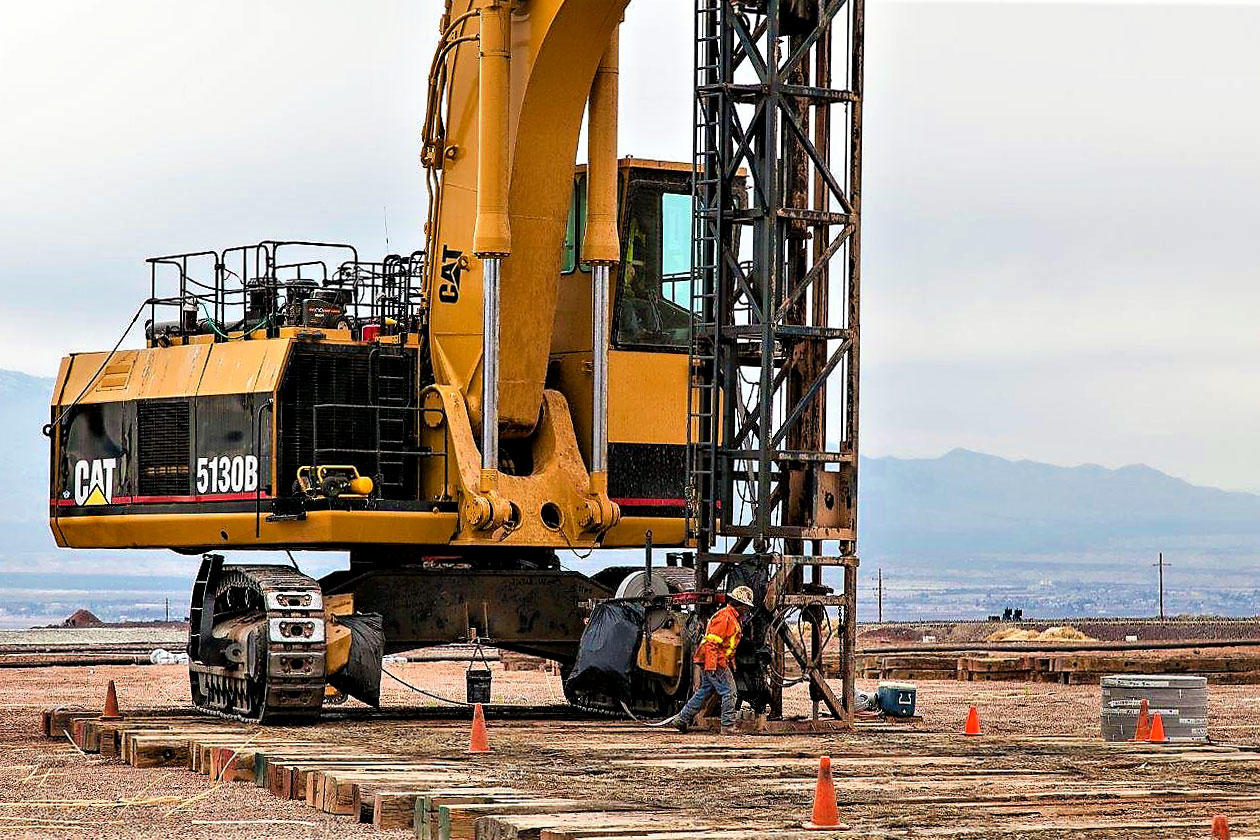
top-left (592, 264), bottom-right (610, 473)
top-left (481, 257), bottom-right (501, 470)
top-left (584, 26), bottom-right (619, 477)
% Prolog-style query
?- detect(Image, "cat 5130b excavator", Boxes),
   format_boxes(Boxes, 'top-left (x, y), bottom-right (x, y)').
top-left (46, 0), bottom-right (862, 725)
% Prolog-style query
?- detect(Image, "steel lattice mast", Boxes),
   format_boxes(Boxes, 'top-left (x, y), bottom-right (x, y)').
top-left (689, 0), bottom-right (862, 721)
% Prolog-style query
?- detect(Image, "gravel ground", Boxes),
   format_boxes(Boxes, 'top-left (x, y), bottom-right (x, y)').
top-left (3, 662), bottom-right (1259, 839)
top-left (0, 628), bottom-right (187, 647)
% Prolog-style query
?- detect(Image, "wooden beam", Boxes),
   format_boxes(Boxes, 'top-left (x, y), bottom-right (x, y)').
top-left (473, 811), bottom-right (672, 840)
top-left (417, 790), bottom-right (528, 840)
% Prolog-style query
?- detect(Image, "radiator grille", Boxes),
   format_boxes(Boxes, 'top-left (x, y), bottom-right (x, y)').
top-left (138, 400), bottom-right (191, 497)
top-left (277, 345), bottom-right (419, 500)
top-left (608, 443), bottom-right (686, 503)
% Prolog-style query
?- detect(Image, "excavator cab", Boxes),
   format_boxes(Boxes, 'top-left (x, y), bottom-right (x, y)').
top-left (556, 159), bottom-right (696, 351)
top-left (613, 166), bottom-right (694, 350)
top-left (570, 159), bottom-right (742, 353)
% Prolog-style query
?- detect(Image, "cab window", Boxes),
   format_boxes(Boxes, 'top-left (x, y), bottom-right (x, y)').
top-left (614, 187), bottom-right (693, 349)
top-left (562, 176), bottom-right (584, 274)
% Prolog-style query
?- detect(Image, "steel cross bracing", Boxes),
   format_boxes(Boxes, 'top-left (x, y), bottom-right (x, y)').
top-left (688, 0), bottom-right (862, 721)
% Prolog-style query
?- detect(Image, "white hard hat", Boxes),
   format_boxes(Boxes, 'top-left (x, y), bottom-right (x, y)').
top-left (728, 585), bottom-right (755, 607)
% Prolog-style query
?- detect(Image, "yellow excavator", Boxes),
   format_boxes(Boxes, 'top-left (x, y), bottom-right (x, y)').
top-left (46, 0), bottom-right (861, 725)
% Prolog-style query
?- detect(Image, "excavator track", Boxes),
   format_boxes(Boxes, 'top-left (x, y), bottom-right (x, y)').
top-left (188, 561), bottom-right (327, 724)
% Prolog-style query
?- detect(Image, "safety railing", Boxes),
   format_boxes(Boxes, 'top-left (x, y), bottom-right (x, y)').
top-left (144, 241), bottom-right (426, 346)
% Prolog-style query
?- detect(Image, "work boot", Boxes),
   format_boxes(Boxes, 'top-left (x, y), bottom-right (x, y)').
top-left (720, 725), bottom-right (740, 736)
top-left (673, 717), bottom-right (689, 734)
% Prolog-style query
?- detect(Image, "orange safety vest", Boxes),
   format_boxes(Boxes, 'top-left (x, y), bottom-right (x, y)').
top-left (694, 604), bottom-right (743, 671)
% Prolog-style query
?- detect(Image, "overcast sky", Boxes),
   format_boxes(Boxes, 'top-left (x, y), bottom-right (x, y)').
top-left (2, 0), bottom-right (1258, 492)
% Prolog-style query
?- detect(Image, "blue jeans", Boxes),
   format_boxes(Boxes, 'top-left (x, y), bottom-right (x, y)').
top-left (678, 666), bottom-right (738, 727)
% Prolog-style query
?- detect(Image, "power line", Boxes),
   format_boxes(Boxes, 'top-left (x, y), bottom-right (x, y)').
top-left (866, 568), bottom-right (885, 623)
top-left (877, 568), bottom-right (883, 623)
top-left (1153, 552), bottom-right (1171, 619)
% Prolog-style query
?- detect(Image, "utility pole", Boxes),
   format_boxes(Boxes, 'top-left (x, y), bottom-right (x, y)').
top-left (165, 597), bottom-right (169, 623)
top-left (877, 568), bottom-right (884, 624)
top-left (1152, 553), bottom-right (1169, 620)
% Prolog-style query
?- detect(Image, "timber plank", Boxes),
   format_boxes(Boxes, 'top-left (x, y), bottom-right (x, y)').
top-left (71, 717), bottom-right (100, 752)
top-left (374, 789), bottom-right (500, 830)
top-left (194, 738), bottom-right (284, 774)
top-left (471, 811), bottom-right (677, 840)
top-left (367, 784), bottom-right (509, 826)
top-left (255, 751), bottom-right (401, 791)
top-left (121, 729), bottom-right (227, 764)
top-left (197, 740), bottom-right (317, 779)
top-left (440, 800), bottom-right (599, 840)
top-left (301, 763), bottom-right (458, 801)
top-left (128, 735), bottom-right (192, 768)
top-left (115, 726), bottom-right (209, 762)
top-left (417, 790), bottom-right (529, 840)
top-left (210, 746), bottom-right (265, 783)
top-left (272, 759), bottom-right (411, 800)
top-left (317, 768), bottom-right (470, 814)
top-left (47, 709), bottom-right (98, 739)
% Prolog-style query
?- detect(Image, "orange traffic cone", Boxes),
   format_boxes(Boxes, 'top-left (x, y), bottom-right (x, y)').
top-left (803, 756), bottom-right (847, 830)
top-left (1212, 814), bottom-right (1231, 839)
top-left (468, 702), bottom-right (491, 753)
top-left (963, 706), bottom-right (981, 736)
top-left (1132, 698), bottom-right (1151, 741)
top-left (1147, 712), bottom-right (1167, 744)
top-left (100, 680), bottom-right (122, 722)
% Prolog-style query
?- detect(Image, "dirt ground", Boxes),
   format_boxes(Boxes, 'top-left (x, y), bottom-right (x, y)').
top-left (3, 662), bottom-right (1259, 839)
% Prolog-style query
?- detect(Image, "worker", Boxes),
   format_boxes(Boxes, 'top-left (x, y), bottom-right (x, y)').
top-left (673, 585), bottom-right (756, 735)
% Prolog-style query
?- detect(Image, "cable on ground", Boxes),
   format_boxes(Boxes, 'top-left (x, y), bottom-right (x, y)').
top-left (618, 699), bottom-right (680, 728)
top-left (381, 667), bottom-right (471, 707)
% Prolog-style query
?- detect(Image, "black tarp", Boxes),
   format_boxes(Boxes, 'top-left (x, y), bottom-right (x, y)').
top-left (565, 601), bottom-right (644, 700)
top-left (779, 0), bottom-right (820, 37)
top-left (745, 0), bottom-right (821, 37)
top-left (328, 612), bottom-right (384, 707)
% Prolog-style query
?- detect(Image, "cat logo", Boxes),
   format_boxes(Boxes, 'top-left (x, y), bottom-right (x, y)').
top-left (438, 245), bottom-right (464, 304)
top-left (73, 458), bottom-right (117, 506)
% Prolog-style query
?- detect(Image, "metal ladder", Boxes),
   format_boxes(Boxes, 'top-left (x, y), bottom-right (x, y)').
top-left (687, 0), bottom-right (725, 559)
top-left (369, 349), bottom-right (413, 497)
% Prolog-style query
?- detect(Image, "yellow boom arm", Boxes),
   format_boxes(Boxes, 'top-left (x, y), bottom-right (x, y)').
top-left (423, 0), bottom-right (627, 440)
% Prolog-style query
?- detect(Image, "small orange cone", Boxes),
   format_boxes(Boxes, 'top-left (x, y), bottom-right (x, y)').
top-left (1132, 698), bottom-right (1151, 741)
top-left (963, 706), bottom-right (982, 736)
top-left (803, 756), bottom-right (847, 830)
top-left (468, 702), bottom-right (491, 753)
top-left (100, 680), bottom-right (122, 721)
top-left (1147, 712), bottom-right (1167, 744)
top-left (1212, 814), bottom-right (1231, 839)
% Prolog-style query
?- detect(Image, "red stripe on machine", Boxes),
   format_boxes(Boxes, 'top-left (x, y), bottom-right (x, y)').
top-left (611, 497), bottom-right (686, 507)
top-left (52, 492), bottom-right (269, 507)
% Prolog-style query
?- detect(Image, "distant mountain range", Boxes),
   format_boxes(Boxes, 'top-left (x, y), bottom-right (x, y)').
top-left (0, 369), bottom-right (55, 541)
top-left (2, 368), bottom-right (1257, 622)
top-left (860, 449), bottom-right (1260, 617)
top-left (862, 448), bottom-right (1260, 565)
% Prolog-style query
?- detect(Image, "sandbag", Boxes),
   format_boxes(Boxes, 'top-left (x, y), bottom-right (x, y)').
top-left (565, 601), bottom-right (644, 699)
top-left (328, 612), bottom-right (384, 707)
